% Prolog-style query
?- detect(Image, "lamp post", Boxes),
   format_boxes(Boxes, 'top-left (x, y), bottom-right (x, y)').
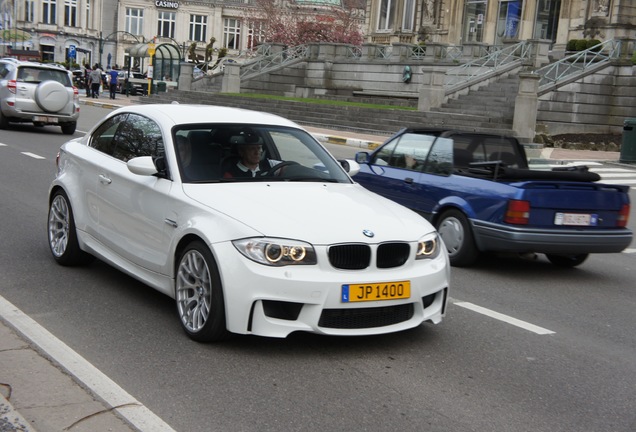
top-left (99, 30), bottom-right (141, 68)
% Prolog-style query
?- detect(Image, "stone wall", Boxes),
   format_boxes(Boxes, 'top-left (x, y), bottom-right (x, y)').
top-left (537, 64), bottom-right (636, 135)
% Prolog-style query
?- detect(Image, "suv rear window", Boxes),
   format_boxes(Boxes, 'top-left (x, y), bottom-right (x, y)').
top-left (17, 67), bottom-right (72, 86)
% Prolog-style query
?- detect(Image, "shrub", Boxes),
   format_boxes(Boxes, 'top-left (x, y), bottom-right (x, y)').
top-left (587, 39), bottom-right (602, 51)
top-left (575, 39), bottom-right (588, 51)
top-left (566, 39), bottom-right (578, 51)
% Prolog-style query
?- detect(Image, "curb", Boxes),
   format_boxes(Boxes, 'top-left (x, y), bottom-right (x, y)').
top-left (314, 134), bottom-right (382, 150)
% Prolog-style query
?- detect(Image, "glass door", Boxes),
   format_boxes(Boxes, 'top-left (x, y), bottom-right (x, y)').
top-left (495, 0), bottom-right (523, 46)
top-left (462, 0), bottom-right (487, 43)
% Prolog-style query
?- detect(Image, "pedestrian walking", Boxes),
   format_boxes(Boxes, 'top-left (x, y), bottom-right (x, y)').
top-left (84, 66), bottom-right (91, 97)
top-left (108, 69), bottom-right (119, 100)
top-left (88, 64), bottom-right (102, 98)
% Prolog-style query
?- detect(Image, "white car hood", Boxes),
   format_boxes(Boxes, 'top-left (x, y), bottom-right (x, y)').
top-left (183, 182), bottom-right (433, 244)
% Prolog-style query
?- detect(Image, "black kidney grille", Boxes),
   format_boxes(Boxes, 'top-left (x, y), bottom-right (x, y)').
top-left (318, 304), bottom-right (414, 329)
top-left (377, 242), bottom-right (411, 268)
top-left (328, 244), bottom-right (371, 270)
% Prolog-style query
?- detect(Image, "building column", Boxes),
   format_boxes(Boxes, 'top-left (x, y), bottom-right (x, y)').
top-left (418, 67), bottom-right (446, 111)
top-left (512, 73), bottom-right (540, 141)
top-left (221, 62), bottom-right (241, 93)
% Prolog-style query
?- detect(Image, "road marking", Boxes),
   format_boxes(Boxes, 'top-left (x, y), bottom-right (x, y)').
top-left (452, 300), bottom-right (555, 335)
top-left (624, 248), bottom-right (636, 254)
top-left (21, 152), bottom-right (45, 160)
top-left (0, 295), bottom-right (176, 432)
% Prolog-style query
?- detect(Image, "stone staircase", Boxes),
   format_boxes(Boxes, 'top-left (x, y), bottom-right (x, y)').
top-left (433, 76), bottom-right (520, 123)
top-left (144, 81), bottom-right (518, 137)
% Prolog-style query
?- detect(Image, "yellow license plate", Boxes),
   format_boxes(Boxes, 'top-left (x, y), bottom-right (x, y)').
top-left (342, 281), bottom-right (411, 303)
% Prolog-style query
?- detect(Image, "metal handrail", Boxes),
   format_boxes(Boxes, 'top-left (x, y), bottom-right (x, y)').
top-left (346, 45), bottom-right (362, 58)
top-left (410, 45), bottom-right (427, 60)
top-left (536, 39), bottom-right (621, 91)
top-left (444, 41), bottom-right (531, 90)
top-left (240, 44), bottom-right (309, 79)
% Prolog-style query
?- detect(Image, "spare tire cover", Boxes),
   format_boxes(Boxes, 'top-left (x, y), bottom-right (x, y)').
top-left (35, 81), bottom-right (70, 113)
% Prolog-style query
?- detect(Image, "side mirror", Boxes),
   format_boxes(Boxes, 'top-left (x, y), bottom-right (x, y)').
top-left (127, 156), bottom-right (158, 176)
top-left (355, 152), bottom-right (370, 164)
top-left (339, 159), bottom-right (360, 176)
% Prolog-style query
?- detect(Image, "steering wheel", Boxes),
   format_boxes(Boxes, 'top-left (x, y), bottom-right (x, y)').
top-left (258, 161), bottom-right (299, 177)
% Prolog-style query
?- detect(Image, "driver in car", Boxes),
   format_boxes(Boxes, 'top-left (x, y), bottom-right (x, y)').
top-left (223, 143), bottom-right (280, 178)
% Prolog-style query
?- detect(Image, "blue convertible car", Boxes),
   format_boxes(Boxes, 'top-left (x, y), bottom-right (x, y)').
top-left (353, 128), bottom-right (633, 267)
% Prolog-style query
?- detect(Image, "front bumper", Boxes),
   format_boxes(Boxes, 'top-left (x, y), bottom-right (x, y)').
top-left (211, 242), bottom-right (450, 338)
top-left (472, 220), bottom-right (633, 254)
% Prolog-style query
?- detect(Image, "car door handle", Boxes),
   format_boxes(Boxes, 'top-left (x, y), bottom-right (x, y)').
top-left (99, 174), bottom-right (112, 185)
top-left (404, 177), bottom-right (414, 184)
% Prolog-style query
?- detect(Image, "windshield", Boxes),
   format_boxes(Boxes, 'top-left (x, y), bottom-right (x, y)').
top-left (17, 67), bottom-right (72, 86)
top-left (173, 124), bottom-right (352, 184)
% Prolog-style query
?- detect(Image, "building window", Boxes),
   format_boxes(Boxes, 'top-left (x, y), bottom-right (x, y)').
top-left (24, 0), bottom-right (35, 22)
top-left (247, 21), bottom-right (265, 50)
top-left (189, 14), bottom-right (207, 42)
top-left (125, 8), bottom-right (144, 36)
top-left (42, 0), bottom-right (56, 25)
top-left (495, 0), bottom-right (522, 45)
top-left (462, 0), bottom-right (486, 43)
top-left (64, 0), bottom-right (78, 27)
top-left (533, 0), bottom-right (561, 42)
top-left (402, 0), bottom-right (415, 31)
top-left (223, 18), bottom-right (241, 50)
top-left (85, 0), bottom-right (91, 28)
top-left (157, 11), bottom-right (176, 39)
top-left (377, 0), bottom-right (395, 31)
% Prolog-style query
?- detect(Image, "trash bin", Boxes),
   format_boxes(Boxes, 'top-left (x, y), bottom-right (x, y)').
top-left (156, 81), bottom-right (167, 92)
top-left (620, 118), bottom-right (636, 163)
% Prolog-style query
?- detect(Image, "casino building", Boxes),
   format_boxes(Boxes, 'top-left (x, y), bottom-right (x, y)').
top-left (0, 0), bottom-right (633, 73)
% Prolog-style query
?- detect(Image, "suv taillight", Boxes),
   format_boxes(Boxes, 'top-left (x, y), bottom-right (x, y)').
top-left (7, 80), bottom-right (17, 94)
top-left (73, 86), bottom-right (79, 99)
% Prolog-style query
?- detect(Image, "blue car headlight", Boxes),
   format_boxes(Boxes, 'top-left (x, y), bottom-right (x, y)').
top-left (233, 237), bottom-right (317, 266)
top-left (416, 233), bottom-right (440, 260)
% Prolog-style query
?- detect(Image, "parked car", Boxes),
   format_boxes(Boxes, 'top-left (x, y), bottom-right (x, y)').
top-left (353, 128), bottom-right (633, 267)
top-left (0, 58), bottom-right (80, 134)
top-left (47, 105), bottom-right (449, 342)
top-left (124, 71), bottom-right (148, 95)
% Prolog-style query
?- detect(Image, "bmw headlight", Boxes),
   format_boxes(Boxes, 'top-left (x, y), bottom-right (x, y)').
top-left (233, 238), bottom-right (317, 266)
top-left (416, 233), bottom-right (440, 260)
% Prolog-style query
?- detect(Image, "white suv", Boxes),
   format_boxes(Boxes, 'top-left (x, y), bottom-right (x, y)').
top-left (0, 58), bottom-right (80, 135)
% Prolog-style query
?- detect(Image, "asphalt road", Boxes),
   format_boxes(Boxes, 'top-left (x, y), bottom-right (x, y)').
top-left (0, 105), bottom-right (635, 432)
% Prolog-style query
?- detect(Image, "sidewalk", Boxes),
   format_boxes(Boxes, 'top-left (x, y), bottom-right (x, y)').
top-left (0, 320), bottom-right (138, 432)
top-left (79, 95), bottom-right (623, 163)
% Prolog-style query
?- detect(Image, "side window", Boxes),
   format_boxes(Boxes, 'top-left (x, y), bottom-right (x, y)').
top-left (374, 133), bottom-right (436, 171)
top-left (371, 138), bottom-right (398, 166)
top-left (423, 137), bottom-right (453, 175)
top-left (89, 114), bottom-right (126, 156)
top-left (112, 114), bottom-right (164, 162)
top-left (0, 63), bottom-right (11, 79)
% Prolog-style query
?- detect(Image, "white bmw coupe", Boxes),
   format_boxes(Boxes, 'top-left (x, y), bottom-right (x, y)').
top-left (47, 104), bottom-right (449, 342)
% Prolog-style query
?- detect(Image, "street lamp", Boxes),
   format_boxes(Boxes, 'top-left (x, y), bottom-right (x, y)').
top-left (98, 31), bottom-right (142, 68)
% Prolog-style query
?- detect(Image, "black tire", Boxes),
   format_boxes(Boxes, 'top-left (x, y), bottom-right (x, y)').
top-left (47, 190), bottom-right (94, 266)
top-left (546, 253), bottom-right (589, 268)
top-left (61, 122), bottom-right (77, 135)
top-left (435, 209), bottom-right (479, 267)
top-left (175, 241), bottom-right (230, 342)
top-left (0, 109), bottom-right (9, 129)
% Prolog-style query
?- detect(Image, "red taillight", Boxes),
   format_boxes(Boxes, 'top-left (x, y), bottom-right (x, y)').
top-left (7, 79), bottom-right (17, 94)
top-left (617, 204), bottom-right (630, 227)
top-left (505, 200), bottom-right (530, 225)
